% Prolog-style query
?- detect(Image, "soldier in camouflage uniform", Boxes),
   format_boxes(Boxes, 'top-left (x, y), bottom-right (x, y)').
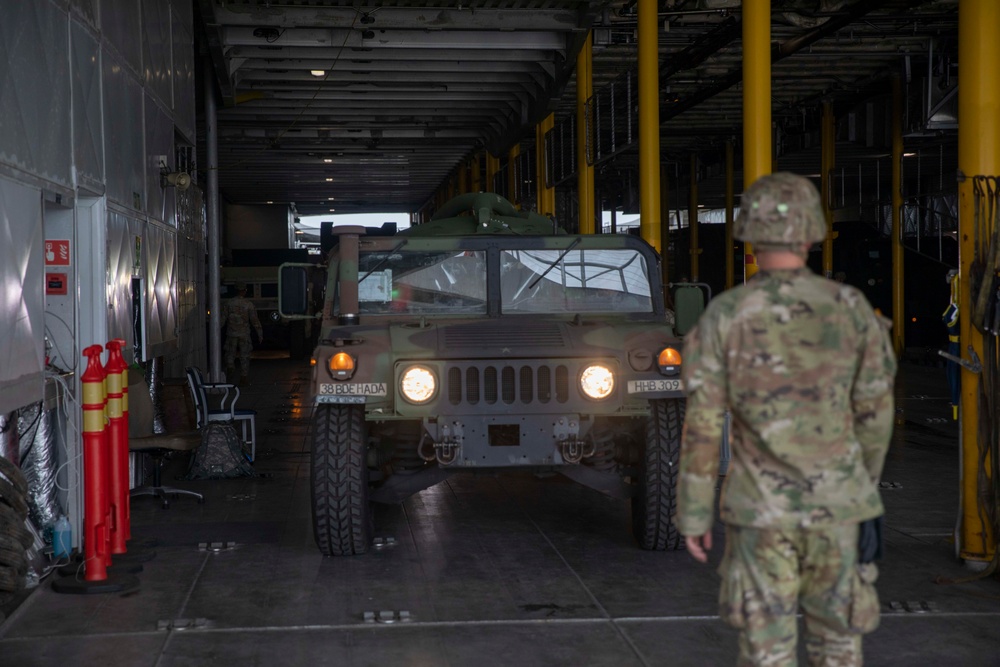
top-left (675, 172), bottom-right (897, 666)
top-left (224, 282), bottom-right (264, 385)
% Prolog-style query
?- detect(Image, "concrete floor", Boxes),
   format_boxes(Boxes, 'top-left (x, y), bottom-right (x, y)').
top-left (1, 356), bottom-right (998, 666)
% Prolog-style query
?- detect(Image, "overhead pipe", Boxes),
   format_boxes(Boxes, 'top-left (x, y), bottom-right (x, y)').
top-left (891, 75), bottom-right (905, 357)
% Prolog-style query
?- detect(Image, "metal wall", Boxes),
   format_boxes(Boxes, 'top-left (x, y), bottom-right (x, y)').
top-left (0, 178), bottom-right (44, 414)
top-left (143, 220), bottom-right (178, 358)
top-left (0, 1), bottom-right (72, 188)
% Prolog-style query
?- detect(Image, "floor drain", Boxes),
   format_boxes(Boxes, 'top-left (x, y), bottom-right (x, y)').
top-left (363, 610), bottom-right (411, 623)
top-left (157, 618), bottom-right (211, 631)
top-left (373, 537), bottom-right (398, 549)
top-left (888, 600), bottom-right (938, 613)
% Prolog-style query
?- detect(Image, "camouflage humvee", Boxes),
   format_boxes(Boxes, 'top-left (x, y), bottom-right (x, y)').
top-left (280, 193), bottom-right (701, 556)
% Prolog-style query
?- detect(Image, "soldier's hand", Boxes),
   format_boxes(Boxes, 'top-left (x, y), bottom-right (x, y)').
top-left (685, 532), bottom-right (713, 563)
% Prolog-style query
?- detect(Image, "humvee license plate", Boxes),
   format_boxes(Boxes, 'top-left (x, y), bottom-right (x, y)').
top-left (627, 379), bottom-right (683, 393)
top-left (319, 382), bottom-right (387, 397)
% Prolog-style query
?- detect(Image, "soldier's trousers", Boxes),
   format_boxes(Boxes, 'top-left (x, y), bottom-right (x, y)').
top-left (718, 524), bottom-right (881, 667)
top-left (224, 334), bottom-right (253, 376)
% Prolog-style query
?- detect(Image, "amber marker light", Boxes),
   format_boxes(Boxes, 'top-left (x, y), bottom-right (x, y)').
top-left (310, 357), bottom-right (317, 366)
top-left (658, 347), bottom-right (682, 375)
top-left (328, 352), bottom-right (356, 380)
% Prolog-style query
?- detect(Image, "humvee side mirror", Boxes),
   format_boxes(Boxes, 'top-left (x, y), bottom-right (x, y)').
top-left (279, 263), bottom-right (312, 318)
top-left (672, 282), bottom-right (711, 336)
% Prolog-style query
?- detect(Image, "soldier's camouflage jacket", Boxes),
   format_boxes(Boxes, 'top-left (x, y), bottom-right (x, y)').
top-left (224, 296), bottom-right (263, 340)
top-left (675, 267), bottom-right (897, 535)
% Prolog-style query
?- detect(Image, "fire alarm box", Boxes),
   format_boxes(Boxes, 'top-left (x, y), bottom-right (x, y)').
top-left (46, 272), bottom-right (68, 296)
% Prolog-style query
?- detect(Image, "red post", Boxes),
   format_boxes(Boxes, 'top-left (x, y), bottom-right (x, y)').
top-left (105, 340), bottom-right (129, 554)
top-left (116, 339), bottom-right (131, 543)
top-left (81, 345), bottom-right (110, 580)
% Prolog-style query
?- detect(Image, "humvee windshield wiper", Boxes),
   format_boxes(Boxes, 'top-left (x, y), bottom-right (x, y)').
top-left (359, 239), bottom-right (409, 284)
top-left (527, 238), bottom-right (581, 290)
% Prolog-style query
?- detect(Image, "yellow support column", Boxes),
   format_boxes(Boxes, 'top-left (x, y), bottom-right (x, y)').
top-left (660, 165), bottom-right (671, 297)
top-left (689, 154), bottom-right (700, 281)
top-left (486, 154), bottom-right (500, 193)
top-left (471, 153), bottom-right (482, 193)
top-left (742, 0), bottom-right (771, 280)
top-left (725, 141), bottom-right (735, 289)
top-left (821, 101), bottom-right (836, 278)
top-left (536, 114), bottom-right (556, 216)
top-left (458, 160), bottom-right (469, 195)
top-left (576, 32), bottom-right (596, 234)
top-left (891, 75), bottom-right (905, 357)
top-left (509, 144), bottom-right (521, 208)
top-left (958, 0), bottom-right (998, 563)
top-left (638, 0), bottom-right (662, 251)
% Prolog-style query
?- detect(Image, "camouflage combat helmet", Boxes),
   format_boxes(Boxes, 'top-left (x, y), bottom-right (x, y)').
top-left (734, 172), bottom-right (827, 246)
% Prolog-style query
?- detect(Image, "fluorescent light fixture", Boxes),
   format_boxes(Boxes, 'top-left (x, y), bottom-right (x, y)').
top-left (327, 197), bottom-right (335, 200)
top-left (325, 177), bottom-right (334, 181)
top-left (266, 200), bottom-right (273, 204)
top-left (295, 230), bottom-right (304, 234)
top-left (310, 70), bottom-right (325, 77)
top-left (903, 152), bottom-right (916, 157)
top-left (323, 158), bottom-right (333, 163)
top-left (329, 208), bottom-right (336, 212)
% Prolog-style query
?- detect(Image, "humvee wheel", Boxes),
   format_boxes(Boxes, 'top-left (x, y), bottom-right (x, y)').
top-left (631, 398), bottom-right (685, 550)
top-left (311, 405), bottom-right (373, 556)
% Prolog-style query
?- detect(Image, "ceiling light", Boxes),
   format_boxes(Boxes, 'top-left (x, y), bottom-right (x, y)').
top-left (329, 208), bottom-right (336, 212)
top-left (310, 70), bottom-right (325, 77)
top-left (903, 152), bottom-right (916, 157)
top-left (295, 230), bottom-right (304, 234)
top-left (266, 200), bottom-right (273, 204)
top-left (327, 197), bottom-right (335, 200)
top-left (323, 158), bottom-right (333, 163)
top-left (325, 177), bottom-right (333, 181)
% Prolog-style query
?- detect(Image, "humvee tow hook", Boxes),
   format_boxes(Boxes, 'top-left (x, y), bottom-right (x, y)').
top-left (554, 417), bottom-right (594, 463)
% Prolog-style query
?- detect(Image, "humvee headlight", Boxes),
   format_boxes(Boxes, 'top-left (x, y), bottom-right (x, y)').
top-left (328, 352), bottom-right (356, 380)
top-left (580, 364), bottom-right (614, 400)
top-left (657, 347), bottom-right (682, 376)
top-left (400, 366), bottom-right (436, 404)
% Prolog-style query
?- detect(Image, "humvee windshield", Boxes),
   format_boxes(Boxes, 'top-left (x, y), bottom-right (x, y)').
top-left (501, 248), bottom-right (652, 314)
top-left (354, 246), bottom-right (653, 316)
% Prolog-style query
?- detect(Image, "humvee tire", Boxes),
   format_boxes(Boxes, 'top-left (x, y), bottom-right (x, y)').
top-left (631, 398), bottom-right (685, 550)
top-left (311, 405), bottom-right (373, 556)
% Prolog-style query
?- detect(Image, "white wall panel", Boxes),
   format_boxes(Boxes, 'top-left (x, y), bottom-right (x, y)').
top-left (100, 0), bottom-right (141, 75)
top-left (145, 95), bottom-right (174, 225)
top-left (0, 0), bottom-right (72, 187)
top-left (103, 50), bottom-right (145, 210)
top-left (172, 16), bottom-right (195, 143)
top-left (106, 209), bottom-right (138, 357)
top-left (0, 178), bottom-right (44, 413)
top-left (144, 222), bottom-right (178, 356)
top-left (142, 0), bottom-right (172, 108)
top-left (71, 20), bottom-right (103, 191)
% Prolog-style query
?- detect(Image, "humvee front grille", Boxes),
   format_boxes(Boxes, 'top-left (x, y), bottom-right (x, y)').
top-left (447, 362), bottom-right (570, 406)
top-left (442, 323), bottom-right (567, 349)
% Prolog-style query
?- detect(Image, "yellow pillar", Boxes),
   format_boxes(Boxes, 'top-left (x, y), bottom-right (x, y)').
top-left (821, 101), bottom-right (836, 278)
top-left (458, 160), bottom-right (469, 195)
top-left (576, 32), bottom-right (596, 234)
top-left (638, 0), bottom-right (662, 251)
top-left (486, 154), bottom-right (500, 193)
top-left (536, 114), bottom-right (556, 216)
top-left (689, 154), bottom-right (700, 281)
top-left (891, 75), bottom-right (905, 357)
top-left (958, 0), bottom-right (998, 563)
top-left (508, 144), bottom-right (521, 208)
top-left (725, 141), bottom-right (735, 289)
top-left (471, 153), bottom-right (482, 192)
top-left (742, 0), bottom-right (771, 279)
top-left (660, 165), bottom-right (671, 297)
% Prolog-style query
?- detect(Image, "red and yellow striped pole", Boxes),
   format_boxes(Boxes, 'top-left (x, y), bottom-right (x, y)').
top-left (81, 345), bottom-right (110, 580)
top-left (105, 340), bottom-right (129, 554)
